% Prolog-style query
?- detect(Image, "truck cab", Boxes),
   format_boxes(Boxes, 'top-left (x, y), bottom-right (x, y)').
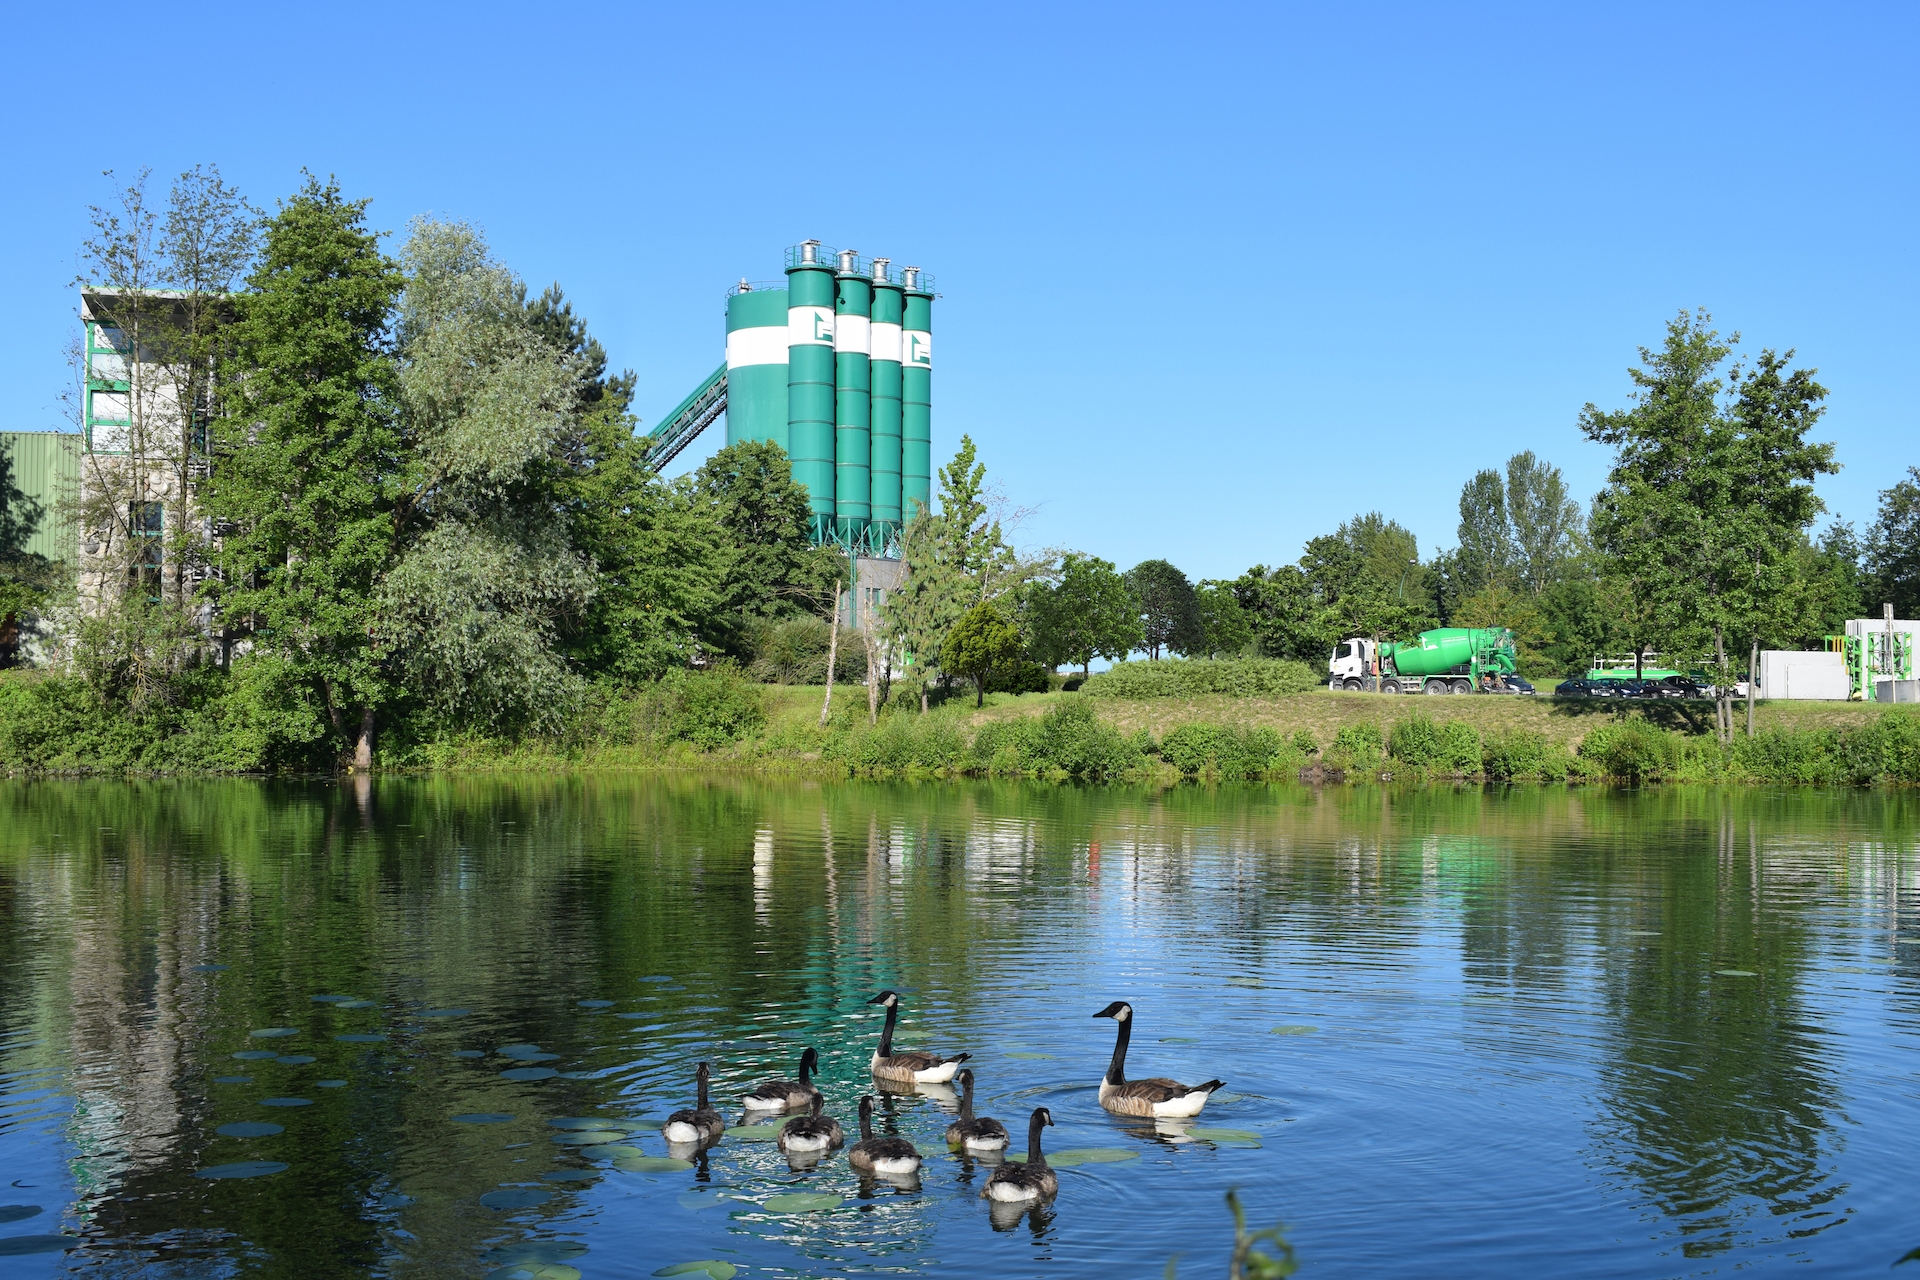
top-left (1328, 638), bottom-right (1377, 690)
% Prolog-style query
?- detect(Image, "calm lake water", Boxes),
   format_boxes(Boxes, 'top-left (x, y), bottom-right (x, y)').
top-left (1, 776), bottom-right (1918, 1278)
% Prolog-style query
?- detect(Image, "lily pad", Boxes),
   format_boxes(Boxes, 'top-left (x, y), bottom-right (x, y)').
top-left (677, 1191), bottom-right (728, 1211)
top-left (582, 1143), bottom-right (647, 1160)
top-left (498, 1045), bottom-right (560, 1062)
top-left (484, 1242), bottom-right (588, 1266)
top-left (1226, 976), bottom-right (1265, 987)
top-left (214, 1076), bottom-right (252, 1085)
top-left (914, 1142), bottom-right (948, 1157)
top-left (309, 994), bottom-right (355, 1003)
top-left (541, 1170), bottom-right (599, 1182)
top-left (259, 1098), bottom-right (313, 1108)
top-left (316, 1080), bottom-right (348, 1089)
top-left (762, 1192), bottom-right (843, 1213)
top-left (375, 1192), bottom-right (414, 1208)
top-left (653, 1263), bottom-right (735, 1279)
top-left (479, 1188), bottom-right (553, 1210)
top-left (501, 1067), bottom-right (559, 1082)
top-left (1004, 1052), bottom-right (1054, 1060)
top-left (548, 1117), bottom-right (620, 1130)
top-left (1715, 969), bottom-right (1757, 977)
top-left (196, 1161), bottom-right (289, 1179)
top-left (275, 1055), bottom-right (317, 1065)
top-left (723, 1124), bottom-right (781, 1140)
top-left (1271, 1025), bottom-right (1318, 1036)
top-left (336, 1000), bottom-right (377, 1010)
top-left (420, 1008), bottom-right (471, 1018)
top-left (1159, 1036), bottom-right (1198, 1044)
top-left (1011, 1146), bottom-right (1139, 1167)
top-left (624, 1118), bottom-right (664, 1130)
top-left (191, 964), bottom-right (229, 973)
top-left (642, 975), bottom-right (673, 983)
top-left (485, 1267), bottom-right (582, 1280)
top-left (453, 1113), bottom-right (516, 1124)
top-left (217, 1122), bottom-right (284, 1138)
top-left (335, 1034), bottom-right (387, 1044)
top-left (233, 1052), bottom-right (278, 1061)
top-left (614, 1012), bottom-right (651, 1020)
top-left (612, 1155), bottom-right (694, 1172)
top-left (451, 1049), bottom-right (486, 1059)
top-left (552, 1131), bottom-right (628, 1145)
top-left (0, 1207), bottom-right (43, 1224)
top-left (577, 1000), bottom-right (614, 1008)
top-left (1188, 1127), bottom-right (1262, 1146)
top-left (0, 1235), bottom-right (78, 1255)
top-left (249, 1028), bottom-right (299, 1039)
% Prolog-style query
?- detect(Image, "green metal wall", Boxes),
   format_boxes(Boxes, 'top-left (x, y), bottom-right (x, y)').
top-left (901, 271), bottom-right (934, 520)
top-left (868, 268), bottom-right (904, 548)
top-left (785, 247), bottom-right (838, 538)
top-left (724, 288), bottom-right (790, 449)
top-left (833, 252), bottom-right (872, 545)
top-left (0, 431), bottom-right (78, 561)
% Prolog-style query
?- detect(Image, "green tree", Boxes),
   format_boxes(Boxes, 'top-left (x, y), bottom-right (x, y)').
top-left (0, 439), bottom-right (55, 668)
top-left (1124, 558), bottom-right (1202, 659)
top-left (943, 602), bottom-right (1022, 706)
top-left (1194, 579), bottom-right (1254, 658)
top-left (205, 176), bottom-right (403, 769)
top-left (690, 440), bottom-right (840, 659)
top-left (1454, 468), bottom-right (1513, 595)
top-left (1231, 564), bottom-right (1326, 661)
top-left (1504, 450), bottom-right (1584, 593)
top-left (1028, 552), bottom-right (1140, 676)
top-left (1865, 467), bottom-right (1920, 619)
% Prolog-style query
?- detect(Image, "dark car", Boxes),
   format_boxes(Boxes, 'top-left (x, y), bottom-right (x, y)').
top-left (1608, 679), bottom-right (1661, 698)
top-left (1555, 678), bottom-right (1613, 698)
top-left (1658, 676), bottom-right (1709, 699)
top-left (1494, 676), bottom-right (1537, 695)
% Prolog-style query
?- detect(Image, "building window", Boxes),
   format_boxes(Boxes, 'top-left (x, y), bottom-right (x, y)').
top-left (129, 502), bottom-right (163, 595)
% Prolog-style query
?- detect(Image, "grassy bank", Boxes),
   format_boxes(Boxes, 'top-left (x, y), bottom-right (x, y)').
top-left (5, 663), bottom-right (1917, 786)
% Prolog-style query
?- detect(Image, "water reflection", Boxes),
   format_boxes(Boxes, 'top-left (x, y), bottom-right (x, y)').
top-left (0, 778), bottom-right (1915, 1276)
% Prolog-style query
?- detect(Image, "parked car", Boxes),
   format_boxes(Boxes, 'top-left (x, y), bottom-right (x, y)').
top-left (1658, 676), bottom-right (1709, 699)
top-left (1555, 678), bottom-right (1615, 698)
top-left (1493, 676), bottom-right (1537, 695)
top-left (1607, 679), bottom-right (1661, 698)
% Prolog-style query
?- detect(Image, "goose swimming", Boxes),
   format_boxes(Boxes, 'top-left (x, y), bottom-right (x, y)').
top-left (982, 1107), bottom-right (1058, 1202)
top-left (776, 1094), bottom-right (845, 1154)
top-left (662, 1061), bottom-right (726, 1144)
top-left (867, 990), bottom-right (969, 1084)
top-left (742, 1046), bottom-right (823, 1113)
top-left (847, 1094), bottom-right (922, 1176)
top-left (1092, 1001), bottom-right (1223, 1118)
top-left (944, 1068), bottom-right (1010, 1152)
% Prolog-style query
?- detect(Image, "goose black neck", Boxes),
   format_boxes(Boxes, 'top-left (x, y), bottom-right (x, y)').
top-left (799, 1053), bottom-right (813, 1085)
top-left (1104, 1016), bottom-right (1132, 1086)
top-left (878, 1002), bottom-right (898, 1056)
top-left (696, 1073), bottom-right (709, 1109)
top-left (1026, 1113), bottom-right (1048, 1167)
top-left (959, 1074), bottom-right (975, 1122)
top-left (859, 1100), bottom-right (875, 1142)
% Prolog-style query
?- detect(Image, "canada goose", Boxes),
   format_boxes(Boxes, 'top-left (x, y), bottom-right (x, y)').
top-left (662, 1061), bottom-right (726, 1144)
top-left (944, 1069), bottom-right (1010, 1151)
top-left (742, 1046), bottom-right (823, 1112)
top-left (777, 1094), bottom-right (845, 1154)
top-left (982, 1108), bottom-right (1058, 1202)
top-left (847, 1094), bottom-right (921, 1175)
top-left (867, 990), bottom-right (969, 1084)
top-left (1092, 1001), bottom-right (1223, 1118)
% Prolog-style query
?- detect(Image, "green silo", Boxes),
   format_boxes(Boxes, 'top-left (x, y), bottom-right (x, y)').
top-left (833, 248), bottom-right (872, 547)
top-left (725, 283), bottom-right (790, 449)
top-left (867, 259), bottom-right (904, 552)
top-left (901, 267), bottom-right (934, 519)
top-left (785, 241), bottom-right (838, 539)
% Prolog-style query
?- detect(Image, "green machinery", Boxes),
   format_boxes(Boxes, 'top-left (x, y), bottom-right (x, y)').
top-left (1831, 626), bottom-right (1916, 701)
top-left (1330, 627), bottom-right (1517, 693)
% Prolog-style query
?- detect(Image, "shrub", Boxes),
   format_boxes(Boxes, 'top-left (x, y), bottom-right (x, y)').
top-left (1160, 723), bottom-right (1291, 779)
top-left (1438, 720), bottom-right (1483, 775)
top-left (1578, 719), bottom-right (1679, 781)
top-left (1482, 729), bottom-right (1552, 781)
top-left (653, 665), bottom-right (764, 750)
top-left (1081, 657), bottom-right (1321, 699)
top-left (1291, 729), bottom-right (1319, 757)
top-left (1324, 722), bottom-right (1385, 773)
top-left (1387, 715), bottom-right (1443, 767)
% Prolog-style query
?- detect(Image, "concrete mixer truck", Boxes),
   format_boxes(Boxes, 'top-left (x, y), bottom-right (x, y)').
top-left (1328, 627), bottom-right (1518, 695)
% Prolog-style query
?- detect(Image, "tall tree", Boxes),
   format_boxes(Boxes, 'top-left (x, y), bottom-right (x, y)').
top-left (1231, 564), bottom-right (1325, 661)
top-left (1124, 559), bottom-right (1203, 659)
top-left (1027, 552), bottom-right (1140, 676)
top-left (1865, 467), bottom-right (1920, 619)
top-left (1504, 451), bottom-right (1584, 593)
top-left (1454, 468), bottom-right (1513, 595)
top-left (205, 176), bottom-right (404, 769)
top-left (943, 602), bottom-right (1022, 707)
top-left (0, 440), bottom-right (55, 668)
top-left (690, 440), bottom-right (839, 660)
top-left (1194, 579), bottom-right (1254, 658)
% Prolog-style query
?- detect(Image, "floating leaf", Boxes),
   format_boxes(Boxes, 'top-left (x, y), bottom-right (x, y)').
top-left (762, 1192), bottom-right (843, 1213)
top-left (335, 1034), bottom-right (387, 1044)
top-left (316, 1080), bottom-right (348, 1089)
top-left (259, 1098), bottom-right (313, 1108)
top-left (485, 1266), bottom-right (582, 1280)
top-left (642, 976), bottom-right (673, 983)
top-left (479, 1188), bottom-right (553, 1210)
top-left (1159, 1037), bottom-right (1198, 1044)
top-left (1004, 1052), bottom-right (1054, 1060)
top-left (653, 1263), bottom-right (735, 1278)
top-left (249, 1028), bottom-right (299, 1039)
top-left (614, 1012), bottom-right (651, 1021)
top-left (232, 1051), bottom-right (279, 1061)
top-left (1188, 1127), bottom-right (1262, 1145)
top-left (451, 1050), bottom-right (485, 1059)
top-left (217, 1122), bottom-right (284, 1138)
top-left (548, 1117), bottom-right (621, 1130)
top-left (420, 1008), bottom-right (471, 1018)
top-left (0, 1235), bottom-right (77, 1255)
top-left (577, 1000), bottom-right (614, 1008)
top-left (724, 1124), bottom-right (781, 1140)
top-left (1011, 1146), bottom-right (1139, 1167)
top-left (309, 995), bottom-right (354, 1003)
top-left (0, 1207), bottom-right (43, 1224)
top-left (624, 1119), bottom-right (663, 1130)
top-left (1270, 1025), bottom-right (1317, 1036)
top-left (498, 1046), bottom-right (560, 1062)
top-left (1715, 969), bottom-right (1757, 978)
top-left (1226, 976), bottom-right (1264, 987)
top-left (275, 1055), bottom-right (317, 1065)
top-left (196, 1161), bottom-right (288, 1179)
top-left (191, 965), bottom-right (229, 973)
top-left (552, 1131), bottom-right (627, 1146)
top-left (582, 1144), bottom-right (647, 1160)
top-left (541, 1170), bottom-right (599, 1183)
top-left (453, 1113), bottom-right (516, 1125)
top-left (214, 1076), bottom-right (252, 1085)
top-left (914, 1142), bottom-right (948, 1157)
top-left (612, 1155), bottom-right (693, 1172)
top-left (336, 1000), bottom-right (377, 1010)
top-left (501, 1067), bottom-right (559, 1082)
top-left (375, 1193), bottom-right (413, 1208)
top-left (484, 1242), bottom-right (588, 1266)
top-left (677, 1192), bottom-right (727, 1211)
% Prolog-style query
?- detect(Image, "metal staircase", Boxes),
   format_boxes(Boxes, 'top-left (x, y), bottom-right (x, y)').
top-left (642, 363), bottom-right (727, 468)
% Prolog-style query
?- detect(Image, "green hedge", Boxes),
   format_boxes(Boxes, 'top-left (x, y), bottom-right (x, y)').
top-left (1081, 658), bottom-right (1322, 699)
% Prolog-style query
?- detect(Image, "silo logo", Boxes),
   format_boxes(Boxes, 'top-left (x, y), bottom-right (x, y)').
top-left (813, 313), bottom-right (832, 341)
top-left (789, 306), bottom-right (834, 347)
top-left (906, 332), bottom-right (932, 367)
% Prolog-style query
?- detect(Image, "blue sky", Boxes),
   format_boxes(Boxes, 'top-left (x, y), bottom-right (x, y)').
top-left (3, 3), bottom-right (1913, 582)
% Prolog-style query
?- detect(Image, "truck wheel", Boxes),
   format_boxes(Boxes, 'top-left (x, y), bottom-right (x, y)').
top-left (1382, 679), bottom-right (1402, 695)
top-left (1452, 679), bottom-right (1473, 695)
top-left (1426, 679), bottom-right (1449, 695)
top-left (1343, 678), bottom-right (1363, 692)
